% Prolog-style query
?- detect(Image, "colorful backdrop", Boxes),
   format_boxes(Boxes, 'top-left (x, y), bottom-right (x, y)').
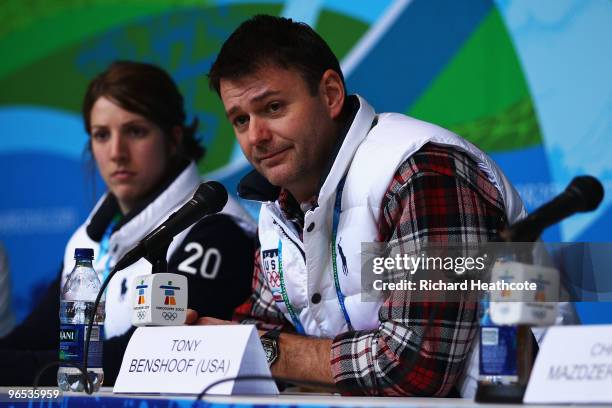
top-left (1, 0), bottom-right (611, 324)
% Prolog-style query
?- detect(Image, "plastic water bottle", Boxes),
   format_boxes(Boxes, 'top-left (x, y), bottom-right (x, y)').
top-left (58, 248), bottom-right (105, 392)
top-left (475, 259), bottom-right (534, 403)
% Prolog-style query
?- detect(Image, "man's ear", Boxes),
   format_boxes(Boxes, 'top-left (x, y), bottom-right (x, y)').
top-left (319, 69), bottom-right (345, 120)
top-left (169, 126), bottom-right (183, 156)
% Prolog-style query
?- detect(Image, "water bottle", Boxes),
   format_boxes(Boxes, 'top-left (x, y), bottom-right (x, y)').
top-left (478, 296), bottom-right (519, 384)
top-left (58, 248), bottom-right (105, 392)
top-left (475, 274), bottom-right (533, 402)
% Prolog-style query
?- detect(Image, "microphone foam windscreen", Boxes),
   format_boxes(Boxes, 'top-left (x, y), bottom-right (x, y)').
top-left (195, 181), bottom-right (228, 213)
top-left (567, 175), bottom-right (604, 212)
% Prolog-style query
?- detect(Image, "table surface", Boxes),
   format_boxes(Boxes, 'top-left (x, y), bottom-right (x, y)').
top-left (0, 387), bottom-right (594, 407)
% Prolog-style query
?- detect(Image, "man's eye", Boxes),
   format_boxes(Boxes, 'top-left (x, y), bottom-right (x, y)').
top-left (268, 102), bottom-right (281, 113)
top-left (233, 115), bottom-right (249, 128)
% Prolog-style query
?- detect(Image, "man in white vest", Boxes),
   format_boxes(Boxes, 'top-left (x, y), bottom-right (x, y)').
top-left (191, 15), bottom-right (526, 397)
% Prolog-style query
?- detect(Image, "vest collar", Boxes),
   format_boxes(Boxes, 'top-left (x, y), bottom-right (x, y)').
top-left (86, 161), bottom-right (201, 261)
top-left (318, 95), bottom-right (375, 203)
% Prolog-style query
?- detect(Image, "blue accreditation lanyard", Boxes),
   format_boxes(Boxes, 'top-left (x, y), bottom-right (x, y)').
top-left (330, 175), bottom-right (353, 331)
top-left (275, 175), bottom-right (353, 334)
top-left (277, 239), bottom-right (306, 334)
top-left (99, 214), bottom-right (121, 281)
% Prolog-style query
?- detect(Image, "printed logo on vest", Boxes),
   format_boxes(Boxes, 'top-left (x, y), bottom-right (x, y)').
top-left (337, 237), bottom-right (349, 276)
top-left (262, 249), bottom-right (283, 303)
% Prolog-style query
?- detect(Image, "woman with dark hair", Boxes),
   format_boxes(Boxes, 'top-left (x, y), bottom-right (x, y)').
top-left (0, 61), bottom-right (255, 386)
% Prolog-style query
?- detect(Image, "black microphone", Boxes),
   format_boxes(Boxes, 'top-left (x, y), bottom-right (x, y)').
top-left (502, 175), bottom-right (604, 242)
top-left (114, 181), bottom-right (228, 271)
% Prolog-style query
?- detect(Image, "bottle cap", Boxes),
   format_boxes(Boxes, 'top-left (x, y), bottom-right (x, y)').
top-left (74, 248), bottom-right (94, 260)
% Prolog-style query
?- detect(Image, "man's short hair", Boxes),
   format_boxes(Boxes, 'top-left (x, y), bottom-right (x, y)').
top-left (208, 15), bottom-right (345, 96)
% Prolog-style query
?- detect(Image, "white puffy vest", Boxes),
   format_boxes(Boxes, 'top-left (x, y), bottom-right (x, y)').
top-left (257, 95), bottom-right (526, 339)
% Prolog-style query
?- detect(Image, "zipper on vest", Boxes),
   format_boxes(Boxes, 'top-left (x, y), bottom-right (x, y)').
top-left (272, 220), bottom-right (306, 262)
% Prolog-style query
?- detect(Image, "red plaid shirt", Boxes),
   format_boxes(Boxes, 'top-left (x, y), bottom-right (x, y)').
top-left (234, 143), bottom-right (507, 396)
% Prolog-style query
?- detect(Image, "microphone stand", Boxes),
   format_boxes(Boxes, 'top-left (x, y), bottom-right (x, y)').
top-left (143, 237), bottom-right (173, 274)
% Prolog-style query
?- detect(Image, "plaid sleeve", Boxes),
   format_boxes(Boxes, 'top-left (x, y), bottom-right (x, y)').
top-left (233, 248), bottom-right (292, 331)
top-left (330, 143), bottom-right (507, 396)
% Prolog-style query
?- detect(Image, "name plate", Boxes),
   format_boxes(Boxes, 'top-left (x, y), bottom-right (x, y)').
top-left (524, 325), bottom-right (612, 404)
top-left (113, 325), bottom-right (278, 395)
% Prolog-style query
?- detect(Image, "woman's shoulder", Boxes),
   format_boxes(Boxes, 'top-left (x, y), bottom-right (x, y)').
top-left (188, 212), bottom-right (256, 244)
top-left (167, 212), bottom-right (256, 282)
top-left (167, 210), bottom-right (257, 266)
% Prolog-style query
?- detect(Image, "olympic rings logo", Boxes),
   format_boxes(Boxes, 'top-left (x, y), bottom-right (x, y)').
top-left (162, 312), bottom-right (177, 321)
top-left (136, 311), bottom-right (146, 320)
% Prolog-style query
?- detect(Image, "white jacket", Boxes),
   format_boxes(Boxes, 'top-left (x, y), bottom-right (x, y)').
top-left (62, 162), bottom-right (254, 338)
top-left (255, 96), bottom-right (526, 397)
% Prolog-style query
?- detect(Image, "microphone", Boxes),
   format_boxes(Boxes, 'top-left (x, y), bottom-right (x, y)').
top-left (501, 175), bottom-right (604, 242)
top-left (115, 181), bottom-right (228, 271)
top-left (477, 176), bottom-right (603, 403)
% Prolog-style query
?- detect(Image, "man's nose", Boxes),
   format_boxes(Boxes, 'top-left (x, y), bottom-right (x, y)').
top-left (248, 117), bottom-right (272, 146)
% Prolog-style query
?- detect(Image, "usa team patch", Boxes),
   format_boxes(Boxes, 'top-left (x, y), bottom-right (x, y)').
top-left (262, 248), bottom-right (283, 303)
